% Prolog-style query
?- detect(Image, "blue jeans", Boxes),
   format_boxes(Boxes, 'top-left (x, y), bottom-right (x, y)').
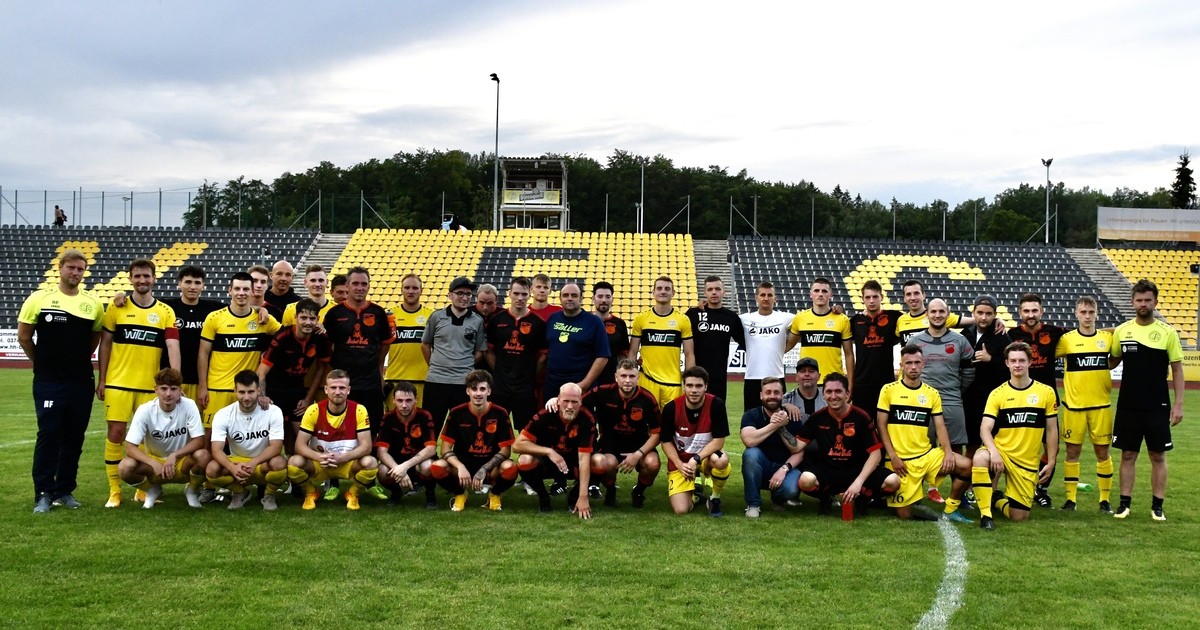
top-left (742, 447), bottom-right (801, 508)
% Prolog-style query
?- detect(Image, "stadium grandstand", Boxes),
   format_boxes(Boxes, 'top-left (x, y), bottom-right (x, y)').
top-left (330, 228), bottom-right (696, 316)
top-left (1104, 247), bottom-right (1200, 345)
top-left (728, 236), bottom-right (1125, 330)
top-left (0, 225), bottom-right (317, 326)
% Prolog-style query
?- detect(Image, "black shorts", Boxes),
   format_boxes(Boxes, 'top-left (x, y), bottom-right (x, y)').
top-left (802, 460), bottom-right (893, 496)
top-left (491, 393), bottom-right (538, 433)
top-left (1112, 406), bottom-right (1173, 453)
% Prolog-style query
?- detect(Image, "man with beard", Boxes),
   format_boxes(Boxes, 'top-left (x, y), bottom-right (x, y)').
top-left (323, 266), bottom-right (396, 437)
top-left (592, 281), bottom-right (629, 387)
top-left (385, 273), bottom-right (433, 407)
top-left (739, 376), bottom-right (804, 518)
top-left (738, 282), bottom-right (794, 412)
top-left (514, 382), bottom-right (596, 518)
top-left (375, 381), bottom-right (438, 509)
top-left (287, 370), bottom-right (379, 510)
top-left (207, 370), bottom-right (288, 511)
top-left (961, 295), bottom-right (1011, 457)
top-left (660, 367), bottom-right (732, 517)
top-left (257, 299), bottom-right (331, 454)
top-left (97, 258), bottom-right (181, 508)
top-left (686, 276), bottom-right (745, 403)
top-left (1008, 292), bottom-right (1068, 507)
top-left (628, 276), bottom-right (695, 410)
top-left (545, 283), bottom-right (610, 400)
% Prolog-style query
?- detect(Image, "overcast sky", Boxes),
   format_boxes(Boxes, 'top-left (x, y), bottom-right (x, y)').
top-left (2, 0), bottom-right (1196, 225)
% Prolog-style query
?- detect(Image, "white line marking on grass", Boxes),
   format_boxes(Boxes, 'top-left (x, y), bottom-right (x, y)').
top-left (916, 518), bottom-right (967, 629)
top-left (0, 429), bottom-right (103, 449)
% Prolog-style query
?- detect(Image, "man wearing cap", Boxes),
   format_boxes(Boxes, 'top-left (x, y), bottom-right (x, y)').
top-left (422, 277), bottom-right (487, 433)
top-left (962, 294), bottom-right (1011, 458)
top-left (783, 357), bottom-right (827, 423)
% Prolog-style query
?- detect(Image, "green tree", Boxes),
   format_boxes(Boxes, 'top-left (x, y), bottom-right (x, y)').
top-left (1171, 151), bottom-right (1196, 208)
top-left (982, 207), bottom-right (1039, 242)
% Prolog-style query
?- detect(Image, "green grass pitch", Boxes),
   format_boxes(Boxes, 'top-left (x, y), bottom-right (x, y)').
top-left (1, 368), bottom-right (1196, 628)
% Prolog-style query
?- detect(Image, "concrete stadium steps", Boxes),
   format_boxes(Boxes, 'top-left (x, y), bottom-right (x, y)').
top-left (292, 233), bottom-right (352, 290)
top-left (692, 240), bottom-right (737, 308)
top-left (1065, 248), bottom-right (1135, 321)
top-left (0, 226), bottom-right (318, 326)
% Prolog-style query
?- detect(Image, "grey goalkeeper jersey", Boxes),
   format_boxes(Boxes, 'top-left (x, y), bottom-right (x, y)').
top-left (910, 329), bottom-right (975, 446)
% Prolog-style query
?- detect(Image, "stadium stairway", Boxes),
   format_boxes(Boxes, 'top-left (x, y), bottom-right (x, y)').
top-left (1065, 248), bottom-right (1135, 321)
top-left (291, 233), bottom-right (352, 291)
top-left (693, 239), bottom-right (738, 308)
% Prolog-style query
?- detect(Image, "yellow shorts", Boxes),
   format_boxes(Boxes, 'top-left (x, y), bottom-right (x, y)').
top-left (104, 389), bottom-right (156, 423)
top-left (1061, 407), bottom-right (1113, 446)
top-left (218, 455), bottom-right (274, 486)
top-left (666, 460), bottom-right (718, 497)
top-left (310, 459), bottom-right (355, 483)
top-left (997, 450), bottom-right (1038, 511)
top-left (384, 381), bottom-right (425, 411)
top-left (148, 454), bottom-right (193, 481)
top-left (638, 376), bottom-right (680, 411)
top-left (182, 384), bottom-right (199, 402)
top-left (886, 448), bottom-right (946, 508)
top-left (203, 391), bottom-right (238, 429)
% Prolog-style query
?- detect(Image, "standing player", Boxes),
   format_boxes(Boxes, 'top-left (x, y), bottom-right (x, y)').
top-left (118, 368), bottom-right (209, 508)
top-left (19, 250), bottom-right (103, 513)
top-left (907, 298), bottom-right (974, 507)
top-left (323, 266), bottom-right (396, 437)
top-left (1055, 295), bottom-right (1115, 512)
top-left (385, 273), bottom-right (433, 407)
top-left (660, 367), bottom-right (733, 517)
top-left (287, 370), bottom-right (380, 510)
top-left (264, 260), bottom-right (300, 320)
top-left (795, 374), bottom-right (901, 515)
top-left (1110, 280), bottom-right (1185, 521)
top-left (895, 280), bottom-right (966, 345)
top-left (257, 298), bottom-right (332, 452)
top-left (876, 345), bottom-right (974, 522)
top-left (422, 277), bottom-right (487, 432)
top-left (198, 272), bottom-right (282, 431)
top-left (529, 273), bottom-right (563, 322)
top-left (785, 277), bottom-right (854, 389)
top-left (628, 276), bottom-right (695, 409)
top-left (849, 280), bottom-right (901, 414)
top-left (1008, 292), bottom-right (1068, 507)
top-left (375, 381), bottom-right (438, 509)
top-left (282, 265), bottom-right (335, 326)
top-left (431, 370), bottom-right (518, 512)
top-left (164, 265), bottom-right (224, 401)
top-left (592, 281), bottom-right (630, 387)
top-left (739, 376), bottom-right (804, 517)
top-left (739, 281), bottom-right (794, 412)
top-left (687, 275), bottom-right (745, 403)
top-left (486, 276), bottom-right (547, 432)
top-left (206, 370), bottom-right (288, 510)
top-left (248, 265), bottom-right (272, 312)
top-left (330, 274), bottom-right (349, 305)
top-left (514, 382), bottom-right (596, 518)
top-left (549, 358), bottom-right (661, 508)
top-left (96, 258), bottom-right (181, 508)
top-left (545, 283), bottom-right (611, 398)
top-left (972, 342), bottom-right (1059, 530)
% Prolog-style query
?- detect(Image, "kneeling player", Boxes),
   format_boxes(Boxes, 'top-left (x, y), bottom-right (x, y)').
top-left (206, 370), bottom-right (287, 510)
top-left (795, 374), bottom-right (899, 515)
top-left (287, 369), bottom-right (379, 510)
top-left (877, 345), bottom-right (974, 522)
top-left (973, 342), bottom-right (1059, 530)
top-left (514, 382), bottom-right (596, 518)
top-left (375, 381), bottom-right (438, 509)
top-left (430, 370), bottom-right (518, 512)
top-left (118, 368), bottom-right (209, 508)
top-left (660, 366), bottom-right (732, 517)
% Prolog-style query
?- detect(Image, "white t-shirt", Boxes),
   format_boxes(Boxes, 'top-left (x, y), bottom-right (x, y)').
top-left (126, 397), bottom-right (205, 458)
top-left (739, 310), bottom-right (794, 379)
top-left (210, 403), bottom-right (286, 459)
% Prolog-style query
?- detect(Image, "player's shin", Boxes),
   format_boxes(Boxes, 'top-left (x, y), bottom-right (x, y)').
top-left (972, 467), bottom-right (994, 518)
top-left (1096, 457), bottom-right (1113, 503)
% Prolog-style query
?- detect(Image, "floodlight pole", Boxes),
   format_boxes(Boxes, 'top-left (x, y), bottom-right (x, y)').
top-left (491, 73), bottom-right (500, 231)
top-left (1042, 158), bottom-right (1053, 244)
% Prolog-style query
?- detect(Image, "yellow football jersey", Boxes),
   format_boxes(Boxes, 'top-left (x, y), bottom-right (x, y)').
top-left (201, 307), bottom-right (281, 392)
top-left (632, 307), bottom-right (692, 386)
top-left (281, 298), bottom-right (336, 327)
top-left (1055, 329), bottom-right (1113, 411)
top-left (101, 298), bottom-right (178, 392)
top-left (878, 380), bottom-right (943, 459)
top-left (983, 379), bottom-right (1058, 471)
top-left (386, 304), bottom-right (434, 382)
top-left (788, 308), bottom-right (851, 381)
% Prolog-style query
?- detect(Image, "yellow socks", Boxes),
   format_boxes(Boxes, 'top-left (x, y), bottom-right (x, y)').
top-left (353, 468), bottom-right (378, 489)
top-left (1097, 458), bottom-right (1113, 503)
top-left (972, 467), bottom-right (993, 518)
top-left (1064, 460), bottom-right (1081, 503)
top-left (104, 440), bottom-right (123, 492)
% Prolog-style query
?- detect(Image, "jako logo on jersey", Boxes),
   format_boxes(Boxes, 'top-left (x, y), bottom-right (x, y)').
top-left (232, 429), bottom-right (270, 442)
top-left (750, 327), bottom-right (781, 335)
top-left (150, 427), bottom-right (188, 440)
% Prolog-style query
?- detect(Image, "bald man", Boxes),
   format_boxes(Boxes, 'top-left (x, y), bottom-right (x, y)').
top-left (544, 283), bottom-right (611, 402)
top-left (264, 260), bottom-right (300, 321)
top-left (514, 382), bottom-right (596, 518)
